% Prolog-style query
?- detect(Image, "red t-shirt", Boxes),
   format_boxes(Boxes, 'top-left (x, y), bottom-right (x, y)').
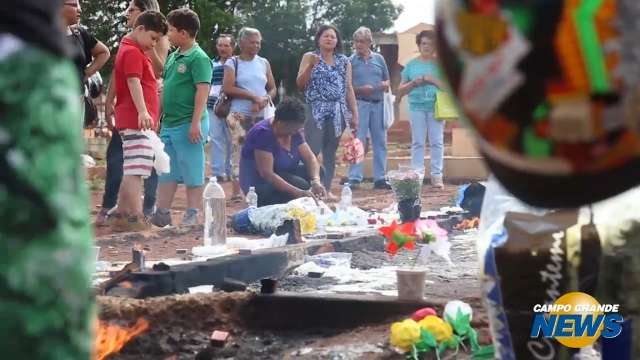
top-left (114, 37), bottom-right (159, 130)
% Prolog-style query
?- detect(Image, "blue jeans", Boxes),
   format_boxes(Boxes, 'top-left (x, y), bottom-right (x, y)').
top-left (348, 100), bottom-right (387, 182)
top-left (409, 110), bottom-right (444, 177)
top-left (208, 108), bottom-right (232, 177)
top-left (101, 130), bottom-right (157, 212)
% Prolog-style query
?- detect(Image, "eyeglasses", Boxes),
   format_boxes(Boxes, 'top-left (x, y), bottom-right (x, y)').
top-left (64, 2), bottom-right (80, 7)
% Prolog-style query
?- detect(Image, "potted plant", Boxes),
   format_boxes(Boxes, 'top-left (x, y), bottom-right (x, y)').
top-left (379, 220), bottom-right (451, 301)
top-left (388, 167), bottom-right (424, 223)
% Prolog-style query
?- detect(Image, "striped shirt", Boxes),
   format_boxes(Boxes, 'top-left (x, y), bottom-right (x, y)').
top-left (208, 58), bottom-right (225, 107)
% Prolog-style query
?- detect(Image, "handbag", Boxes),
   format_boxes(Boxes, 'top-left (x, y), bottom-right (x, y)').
top-left (214, 56), bottom-right (238, 118)
top-left (383, 90), bottom-right (395, 129)
top-left (435, 90), bottom-right (459, 120)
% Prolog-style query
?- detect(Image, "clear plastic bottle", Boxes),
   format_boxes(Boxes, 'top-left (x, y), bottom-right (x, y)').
top-left (278, 80), bottom-right (286, 103)
top-left (340, 183), bottom-right (352, 211)
top-left (245, 186), bottom-right (258, 208)
top-left (203, 177), bottom-right (227, 247)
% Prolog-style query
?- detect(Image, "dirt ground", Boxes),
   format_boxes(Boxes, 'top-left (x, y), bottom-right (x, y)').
top-left (91, 178), bottom-right (458, 262)
top-left (99, 292), bottom-right (491, 360)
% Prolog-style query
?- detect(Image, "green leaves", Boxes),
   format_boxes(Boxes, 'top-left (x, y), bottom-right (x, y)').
top-left (404, 329), bottom-right (437, 360)
top-left (420, 328), bottom-right (438, 348)
top-left (445, 308), bottom-right (472, 336)
top-left (471, 345), bottom-right (496, 360)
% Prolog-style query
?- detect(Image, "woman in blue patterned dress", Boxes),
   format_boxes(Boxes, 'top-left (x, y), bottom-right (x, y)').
top-left (297, 24), bottom-right (358, 200)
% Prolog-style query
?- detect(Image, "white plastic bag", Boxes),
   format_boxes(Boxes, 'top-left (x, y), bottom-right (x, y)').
top-left (143, 130), bottom-right (170, 175)
top-left (263, 100), bottom-right (276, 120)
top-left (81, 154), bottom-right (96, 168)
top-left (383, 90), bottom-right (395, 129)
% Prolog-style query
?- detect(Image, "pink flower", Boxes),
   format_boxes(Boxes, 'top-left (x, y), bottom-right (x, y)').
top-left (415, 219), bottom-right (448, 242)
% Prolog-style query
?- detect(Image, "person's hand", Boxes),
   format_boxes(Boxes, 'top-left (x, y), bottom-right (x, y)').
top-left (310, 180), bottom-right (327, 199)
top-left (189, 121), bottom-right (202, 144)
top-left (423, 76), bottom-right (437, 86)
top-left (83, 69), bottom-right (94, 83)
top-left (412, 77), bottom-right (425, 87)
top-left (379, 80), bottom-right (390, 92)
top-left (360, 84), bottom-right (375, 96)
top-left (256, 96), bottom-right (270, 110)
top-left (350, 113), bottom-right (359, 134)
top-left (138, 112), bottom-right (153, 130)
top-left (105, 102), bottom-right (115, 130)
top-left (250, 102), bottom-right (261, 114)
top-left (309, 53), bottom-right (321, 68)
top-left (296, 188), bottom-right (316, 200)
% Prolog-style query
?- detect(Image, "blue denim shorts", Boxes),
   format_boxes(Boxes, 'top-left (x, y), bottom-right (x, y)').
top-left (158, 120), bottom-right (209, 187)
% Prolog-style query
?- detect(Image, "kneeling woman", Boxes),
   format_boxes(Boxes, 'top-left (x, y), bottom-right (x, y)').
top-left (239, 98), bottom-right (327, 206)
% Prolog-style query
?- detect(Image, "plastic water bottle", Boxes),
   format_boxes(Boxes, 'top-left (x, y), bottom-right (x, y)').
top-left (315, 207), bottom-right (328, 240)
top-left (203, 177), bottom-right (226, 247)
top-left (245, 186), bottom-right (258, 208)
top-left (278, 80), bottom-right (286, 103)
top-left (340, 183), bottom-right (352, 211)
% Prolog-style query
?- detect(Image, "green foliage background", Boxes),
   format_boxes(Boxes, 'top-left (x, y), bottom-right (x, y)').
top-left (81, 0), bottom-right (402, 93)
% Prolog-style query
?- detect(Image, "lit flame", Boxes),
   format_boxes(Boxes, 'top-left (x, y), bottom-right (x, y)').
top-left (455, 217), bottom-right (480, 230)
top-left (94, 318), bottom-right (149, 360)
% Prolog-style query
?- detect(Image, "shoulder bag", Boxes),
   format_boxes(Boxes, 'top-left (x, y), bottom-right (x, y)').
top-left (214, 56), bottom-right (238, 118)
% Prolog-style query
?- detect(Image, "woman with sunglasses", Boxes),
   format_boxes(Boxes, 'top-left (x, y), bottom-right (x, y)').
top-left (61, 0), bottom-right (110, 90)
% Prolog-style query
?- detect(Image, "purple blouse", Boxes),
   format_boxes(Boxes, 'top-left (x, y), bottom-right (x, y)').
top-left (239, 119), bottom-right (306, 193)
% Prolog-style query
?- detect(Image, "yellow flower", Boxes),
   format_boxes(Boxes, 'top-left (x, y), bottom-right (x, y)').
top-left (418, 316), bottom-right (454, 343)
top-left (390, 319), bottom-right (421, 351)
top-left (287, 207), bottom-right (317, 234)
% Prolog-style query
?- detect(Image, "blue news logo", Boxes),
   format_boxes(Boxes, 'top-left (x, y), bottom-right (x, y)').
top-left (529, 292), bottom-right (624, 348)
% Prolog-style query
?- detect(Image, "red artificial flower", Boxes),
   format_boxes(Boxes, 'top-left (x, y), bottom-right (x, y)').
top-left (379, 221), bottom-right (418, 256)
top-left (379, 221), bottom-right (400, 240)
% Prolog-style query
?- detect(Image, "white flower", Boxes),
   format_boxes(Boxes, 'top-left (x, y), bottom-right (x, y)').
top-left (444, 300), bottom-right (473, 323)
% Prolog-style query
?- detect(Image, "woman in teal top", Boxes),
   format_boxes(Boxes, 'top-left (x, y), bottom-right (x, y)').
top-left (398, 30), bottom-right (446, 188)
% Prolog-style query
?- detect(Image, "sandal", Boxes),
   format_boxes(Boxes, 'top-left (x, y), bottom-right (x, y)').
top-left (94, 208), bottom-right (110, 227)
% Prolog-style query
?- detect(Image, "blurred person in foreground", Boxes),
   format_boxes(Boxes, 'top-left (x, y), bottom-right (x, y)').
top-left (0, 0), bottom-right (94, 358)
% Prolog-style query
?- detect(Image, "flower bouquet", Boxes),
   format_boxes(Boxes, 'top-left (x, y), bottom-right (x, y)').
top-left (388, 167), bottom-right (424, 222)
top-left (389, 300), bottom-right (495, 360)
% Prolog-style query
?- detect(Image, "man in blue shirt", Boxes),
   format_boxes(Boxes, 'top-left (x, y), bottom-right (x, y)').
top-left (348, 26), bottom-right (391, 189)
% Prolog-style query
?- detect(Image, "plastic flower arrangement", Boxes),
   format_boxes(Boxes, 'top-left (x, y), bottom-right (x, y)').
top-left (388, 167), bottom-right (424, 222)
top-left (379, 220), bottom-right (452, 266)
top-left (287, 207), bottom-right (316, 234)
top-left (379, 221), bottom-right (417, 256)
top-left (389, 301), bottom-right (495, 359)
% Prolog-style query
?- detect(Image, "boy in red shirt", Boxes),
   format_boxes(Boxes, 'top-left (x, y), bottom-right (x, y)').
top-left (113, 11), bottom-right (168, 230)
